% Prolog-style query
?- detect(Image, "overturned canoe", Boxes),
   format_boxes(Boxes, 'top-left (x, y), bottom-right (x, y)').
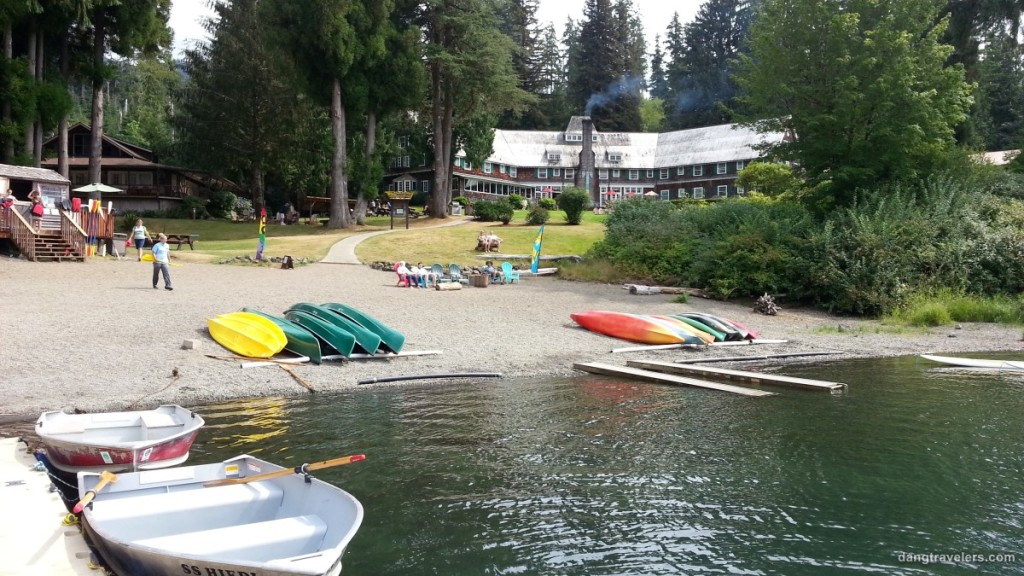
top-left (288, 303), bottom-right (382, 355)
top-left (285, 309), bottom-right (357, 358)
top-left (208, 312), bottom-right (287, 358)
top-left (243, 308), bottom-right (323, 364)
top-left (321, 302), bottom-right (406, 354)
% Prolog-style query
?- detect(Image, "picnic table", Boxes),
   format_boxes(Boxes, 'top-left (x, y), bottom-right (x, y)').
top-left (145, 234), bottom-right (198, 250)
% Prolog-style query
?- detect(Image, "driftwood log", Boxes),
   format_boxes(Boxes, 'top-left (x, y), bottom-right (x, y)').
top-left (436, 281), bottom-right (462, 291)
top-left (626, 284), bottom-right (709, 298)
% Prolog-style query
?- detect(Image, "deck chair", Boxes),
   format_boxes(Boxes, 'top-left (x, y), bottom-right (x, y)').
top-left (501, 261), bottom-right (521, 284)
top-left (394, 262), bottom-right (410, 287)
top-left (431, 263), bottom-right (451, 283)
top-left (448, 263), bottom-right (470, 285)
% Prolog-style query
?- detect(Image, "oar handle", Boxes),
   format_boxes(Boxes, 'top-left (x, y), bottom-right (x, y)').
top-left (204, 454), bottom-right (366, 488)
top-left (73, 471), bottom-right (117, 513)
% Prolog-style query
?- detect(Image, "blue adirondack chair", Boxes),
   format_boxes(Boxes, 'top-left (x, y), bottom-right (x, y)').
top-left (431, 263), bottom-right (451, 284)
top-left (449, 263), bottom-right (469, 284)
top-left (501, 262), bottom-right (520, 284)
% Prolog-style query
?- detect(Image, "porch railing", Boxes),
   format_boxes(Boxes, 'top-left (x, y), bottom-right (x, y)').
top-left (7, 208), bottom-right (38, 261)
top-left (61, 211), bottom-right (88, 257)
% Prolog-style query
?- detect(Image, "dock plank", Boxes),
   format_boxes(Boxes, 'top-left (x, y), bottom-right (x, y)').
top-left (0, 438), bottom-right (95, 576)
top-left (574, 362), bottom-right (776, 397)
top-left (627, 360), bottom-right (847, 394)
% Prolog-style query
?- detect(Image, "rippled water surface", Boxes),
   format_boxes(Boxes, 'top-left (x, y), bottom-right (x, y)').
top-left (191, 355), bottom-right (1024, 575)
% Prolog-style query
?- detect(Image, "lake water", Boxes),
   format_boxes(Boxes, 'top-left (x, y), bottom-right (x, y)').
top-left (190, 355), bottom-right (1023, 576)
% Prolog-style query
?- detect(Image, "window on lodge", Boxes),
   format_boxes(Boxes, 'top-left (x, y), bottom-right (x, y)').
top-left (598, 169), bottom-right (609, 180)
top-left (628, 169), bottom-right (639, 180)
top-left (677, 188), bottom-right (686, 198)
top-left (659, 168), bottom-right (669, 179)
top-left (716, 185), bottom-right (728, 197)
top-left (716, 163), bottom-right (728, 175)
top-left (693, 187), bottom-right (705, 198)
top-left (536, 168), bottom-right (548, 179)
top-left (510, 167), bottom-right (517, 177)
top-left (693, 166), bottom-right (704, 176)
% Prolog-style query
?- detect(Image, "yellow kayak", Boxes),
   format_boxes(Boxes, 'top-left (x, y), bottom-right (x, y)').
top-left (208, 312), bottom-right (287, 358)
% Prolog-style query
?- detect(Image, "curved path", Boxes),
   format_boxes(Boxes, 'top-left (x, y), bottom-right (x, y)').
top-left (320, 217), bottom-right (470, 264)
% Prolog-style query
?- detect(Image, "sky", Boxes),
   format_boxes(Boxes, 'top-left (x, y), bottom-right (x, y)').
top-left (169, 1), bottom-right (701, 57)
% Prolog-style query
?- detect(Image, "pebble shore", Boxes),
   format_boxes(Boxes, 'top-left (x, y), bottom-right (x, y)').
top-left (3, 252), bottom-right (1022, 425)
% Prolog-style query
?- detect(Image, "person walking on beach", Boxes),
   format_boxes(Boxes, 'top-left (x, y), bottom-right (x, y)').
top-left (129, 218), bottom-right (150, 261)
top-left (152, 233), bottom-right (173, 290)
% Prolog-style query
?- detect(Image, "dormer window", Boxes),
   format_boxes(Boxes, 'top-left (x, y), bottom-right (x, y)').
top-left (547, 152), bottom-right (561, 162)
top-left (607, 152), bottom-right (622, 162)
top-left (565, 134), bottom-right (582, 142)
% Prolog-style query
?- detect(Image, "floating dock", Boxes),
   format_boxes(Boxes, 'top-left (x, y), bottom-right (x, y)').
top-left (626, 360), bottom-right (848, 394)
top-left (574, 362), bottom-right (776, 397)
top-left (0, 437), bottom-right (95, 576)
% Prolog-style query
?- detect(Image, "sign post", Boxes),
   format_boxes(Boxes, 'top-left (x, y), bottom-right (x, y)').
top-left (385, 191), bottom-right (414, 230)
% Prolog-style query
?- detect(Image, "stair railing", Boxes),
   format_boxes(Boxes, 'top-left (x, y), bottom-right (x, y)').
top-left (8, 208), bottom-right (38, 261)
top-left (60, 210), bottom-right (89, 258)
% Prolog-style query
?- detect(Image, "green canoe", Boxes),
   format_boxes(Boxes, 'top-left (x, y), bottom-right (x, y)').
top-left (669, 314), bottom-right (726, 342)
top-left (289, 303), bottom-right (382, 355)
top-left (242, 308), bottom-right (323, 364)
top-left (322, 302), bottom-right (405, 354)
top-left (284, 309), bottom-right (356, 358)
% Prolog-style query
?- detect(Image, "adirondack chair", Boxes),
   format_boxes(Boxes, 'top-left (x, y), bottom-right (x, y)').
top-left (431, 263), bottom-right (451, 283)
top-left (394, 262), bottom-right (410, 287)
top-left (501, 262), bottom-right (521, 284)
top-left (448, 263), bottom-right (469, 285)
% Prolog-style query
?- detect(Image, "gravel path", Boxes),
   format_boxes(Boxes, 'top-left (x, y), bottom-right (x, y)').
top-left (3, 234), bottom-right (1023, 424)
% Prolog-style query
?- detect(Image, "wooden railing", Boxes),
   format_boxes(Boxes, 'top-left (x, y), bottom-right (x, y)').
top-left (61, 211), bottom-right (88, 258)
top-left (7, 208), bottom-right (38, 261)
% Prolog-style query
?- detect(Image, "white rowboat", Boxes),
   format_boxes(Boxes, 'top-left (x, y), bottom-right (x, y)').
top-left (79, 454), bottom-right (364, 576)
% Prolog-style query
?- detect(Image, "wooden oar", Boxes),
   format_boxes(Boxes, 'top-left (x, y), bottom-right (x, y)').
top-left (203, 454), bottom-right (366, 488)
top-left (73, 470), bottom-right (117, 513)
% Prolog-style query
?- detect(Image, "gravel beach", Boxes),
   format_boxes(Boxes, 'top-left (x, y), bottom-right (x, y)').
top-left (3, 242), bottom-right (1023, 426)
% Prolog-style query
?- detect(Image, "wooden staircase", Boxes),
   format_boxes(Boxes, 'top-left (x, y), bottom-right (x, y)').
top-left (31, 232), bottom-right (84, 262)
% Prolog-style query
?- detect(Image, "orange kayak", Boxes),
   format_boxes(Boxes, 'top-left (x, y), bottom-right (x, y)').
top-left (570, 310), bottom-right (689, 345)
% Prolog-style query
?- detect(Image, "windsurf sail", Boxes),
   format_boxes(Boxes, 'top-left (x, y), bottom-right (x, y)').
top-left (530, 225), bottom-right (545, 273)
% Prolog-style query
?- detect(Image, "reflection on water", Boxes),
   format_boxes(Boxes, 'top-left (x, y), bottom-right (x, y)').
top-left (192, 356), bottom-right (1024, 576)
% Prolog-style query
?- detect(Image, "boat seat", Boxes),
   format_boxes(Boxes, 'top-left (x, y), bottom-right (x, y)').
top-left (91, 482), bottom-right (285, 540)
top-left (140, 413), bottom-right (182, 428)
top-left (134, 514), bottom-right (327, 563)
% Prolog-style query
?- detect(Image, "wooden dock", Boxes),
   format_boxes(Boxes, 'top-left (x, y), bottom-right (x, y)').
top-left (0, 438), bottom-right (95, 576)
top-left (573, 362), bottom-right (776, 397)
top-left (626, 360), bottom-right (847, 394)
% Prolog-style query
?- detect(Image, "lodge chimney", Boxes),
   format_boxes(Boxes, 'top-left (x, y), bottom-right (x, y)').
top-left (576, 116), bottom-right (598, 206)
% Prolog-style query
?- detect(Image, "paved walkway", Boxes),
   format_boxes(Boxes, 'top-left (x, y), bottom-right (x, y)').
top-left (320, 216), bottom-right (470, 264)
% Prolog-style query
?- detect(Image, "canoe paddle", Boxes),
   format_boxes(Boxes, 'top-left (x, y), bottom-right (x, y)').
top-left (203, 454), bottom-right (366, 488)
top-left (73, 470), bottom-right (117, 513)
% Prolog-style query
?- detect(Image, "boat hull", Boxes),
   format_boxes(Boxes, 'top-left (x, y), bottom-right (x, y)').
top-left (289, 303), bottom-right (382, 355)
top-left (571, 310), bottom-right (687, 345)
top-left (243, 308), bottom-right (323, 364)
top-left (321, 302), bottom-right (406, 353)
top-left (920, 354), bottom-right (1024, 370)
top-left (79, 455), bottom-right (362, 576)
top-left (285, 310), bottom-right (357, 358)
top-left (35, 405), bottom-right (204, 474)
top-left (208, 312), bottom-right (287, 358)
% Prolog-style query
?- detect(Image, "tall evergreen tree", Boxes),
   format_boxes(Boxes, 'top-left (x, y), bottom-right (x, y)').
top-left (666, 0), bottom-right (752, 129)
top-left (420, 0), bottom-right (532, 218)
top-left (573, 0), bottom-right (643, 131)
top-left (496, 0), bottom-right (548, 129)
top-left (648, 34), bottom-right (669, 101)
top-left (972, 30), bottom-right (1024, 151)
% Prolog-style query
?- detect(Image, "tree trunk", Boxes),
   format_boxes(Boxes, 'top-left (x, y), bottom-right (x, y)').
top-left (88, 15), bottom-right (106, 193)
top-left (58, 37), bottom-right (70, 178)
top-left (429, 62), bottom-right (449, 219)
top-left (442, 90), bottom-right (455, 209)
top-left (353, 109), bottom-right (376, 225)
top-left (251, 164), bottom-right (264, 217)
top-left (2, 22), bottom-right (12, 161)
top-left (327, 76), bottom-right (351, 229)
top-left (33, 31), bottom-right (44, 167)
top-left (24, 28), bottom-right (36, 161)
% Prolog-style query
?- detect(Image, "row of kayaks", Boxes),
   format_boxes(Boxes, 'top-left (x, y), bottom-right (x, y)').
top-left (208, 302), bottom-right (405, 362)
top-left (570, 310), bottom-right (760, 345)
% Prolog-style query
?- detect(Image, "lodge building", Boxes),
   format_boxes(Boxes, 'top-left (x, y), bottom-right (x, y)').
top-left (385, 117), bottom-right (786, 206)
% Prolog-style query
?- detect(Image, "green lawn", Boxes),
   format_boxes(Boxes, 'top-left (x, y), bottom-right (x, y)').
top-left (135, 211), bottom-right (607, 265)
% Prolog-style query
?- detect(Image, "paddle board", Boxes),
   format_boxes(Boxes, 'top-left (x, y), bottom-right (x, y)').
top-left (919, 354), bottom-right (1024, 370)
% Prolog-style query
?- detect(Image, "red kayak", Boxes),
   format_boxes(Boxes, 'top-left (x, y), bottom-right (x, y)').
top-left (571, 310), bottom-right (688, 344)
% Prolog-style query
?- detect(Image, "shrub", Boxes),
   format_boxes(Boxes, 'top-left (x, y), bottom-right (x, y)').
top-left (207, 190), bottom-right (237, 219)
top-left (526, 206), bottom-right (549, 225)
top-left (453, 196), bottom-right (469, 207)
top-left (556, 187), bottom-right (590, 225)
top-left (507, 193), bottom-right (525, 209)
top-left (472, 200), bottom-right (514, 223)
top-left (119, 211), bottom-right (141, 232)
top-left (182, 196), bottom-right (208, 219)
top-left (538, 198), bottom-right (556, 210)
